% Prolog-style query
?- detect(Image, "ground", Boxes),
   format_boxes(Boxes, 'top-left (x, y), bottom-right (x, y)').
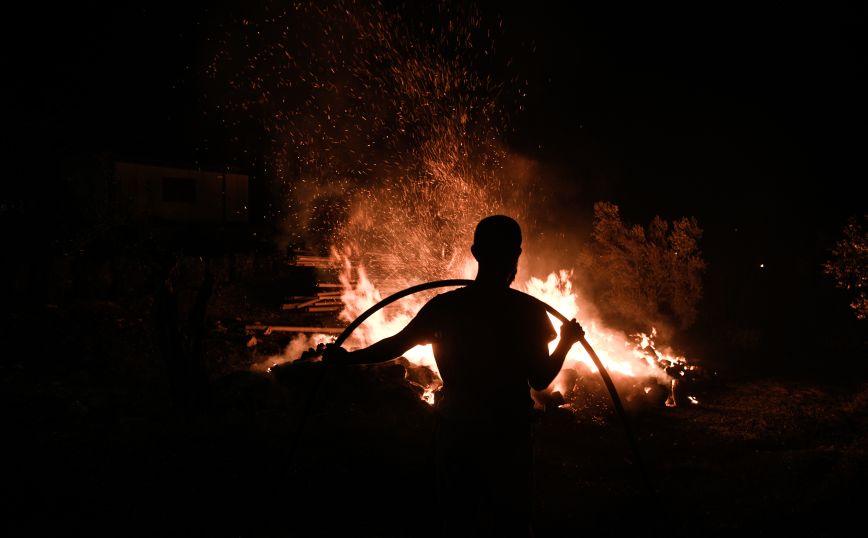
top-left (2, 265), bottom-right (866, 537)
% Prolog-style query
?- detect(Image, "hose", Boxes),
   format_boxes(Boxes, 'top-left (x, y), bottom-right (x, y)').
top-left (287, 279), bottom-right (649, 488)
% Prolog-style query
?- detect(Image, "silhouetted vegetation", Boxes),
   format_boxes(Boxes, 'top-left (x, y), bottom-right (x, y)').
top-left (823, 214), bottom-right (867, 320)
top-left (579, 201), bottom-right (706, 336)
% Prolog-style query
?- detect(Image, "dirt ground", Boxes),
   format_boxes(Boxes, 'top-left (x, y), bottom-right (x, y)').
top-left (2, 288), bottom-right (866, 537)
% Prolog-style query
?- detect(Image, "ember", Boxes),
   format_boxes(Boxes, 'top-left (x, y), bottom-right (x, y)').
top-left (227, 0), bottom-right (702, 409)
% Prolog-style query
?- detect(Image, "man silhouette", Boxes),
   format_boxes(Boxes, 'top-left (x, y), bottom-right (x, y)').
top-left (324, 215), bottom-right (584, 536)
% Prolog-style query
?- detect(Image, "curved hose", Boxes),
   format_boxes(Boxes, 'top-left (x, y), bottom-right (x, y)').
top-left (333, 279), bottom-right (472, 346)
top-left (335, 279), bottom-right (648, 484)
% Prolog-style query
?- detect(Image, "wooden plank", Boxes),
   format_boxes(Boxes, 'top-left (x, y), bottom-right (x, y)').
top-left (281, 302), bottom-right (315, 311)
top-left (288, 298), bottom-right (320, 310)
top-left (245, 324), bottom-right (343, 334)
top-left (308, 306), bottom-right (342, 313)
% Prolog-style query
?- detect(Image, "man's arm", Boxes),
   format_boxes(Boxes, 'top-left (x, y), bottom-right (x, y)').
top-left (323, 300), bottom-right (435, 365)
top-left (528, 319), bottom-right (584, 391)
top-left (330, 329), bottom-right (423, 365)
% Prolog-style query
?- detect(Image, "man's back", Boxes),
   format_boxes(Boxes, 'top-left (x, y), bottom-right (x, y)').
top-left (409, 284), bottom-right (556, 419)
top-left (321, 215), bottom-right (585, 536)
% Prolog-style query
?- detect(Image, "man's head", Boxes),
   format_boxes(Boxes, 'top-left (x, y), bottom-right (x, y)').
top-left (471, 215), bottom-right (522, 285)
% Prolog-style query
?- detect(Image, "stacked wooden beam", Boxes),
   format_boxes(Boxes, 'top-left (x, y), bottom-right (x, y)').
top-left (281, 288), bottom-right (344, 313)
top-left (244, 323), bottom-right (343, 335)
top-left (245, 283), bottom-right (347, 336)
top-left (290, 255), bottom-right (341, 268)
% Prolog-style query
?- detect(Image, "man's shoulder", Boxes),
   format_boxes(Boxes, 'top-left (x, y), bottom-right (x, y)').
top-left (422, 287), bottom-right (468, 311)
top-left (505, 288), bottom-right (547, 311)
top-left (434, 286), bottom-right (544, 311)
top-left (431, 285), bottom-right (475, 301)
top-left (418, 286), bottom-right (465, 308)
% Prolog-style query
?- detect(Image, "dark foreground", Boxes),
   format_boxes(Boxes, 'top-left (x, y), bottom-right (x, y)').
top-left (2, 295), bottom-right (866, 537)
top-left (4, 364), bottom-right (866, 534)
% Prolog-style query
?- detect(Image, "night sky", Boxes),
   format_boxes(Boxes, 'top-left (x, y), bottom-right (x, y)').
top-left (4, 2), bottom-right (865, 372)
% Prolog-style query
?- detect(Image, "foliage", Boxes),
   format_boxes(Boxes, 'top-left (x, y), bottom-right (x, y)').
top-left (578, 201), bottom-right (706, 334)
top-left (823, 215), bottom-right (868, 320)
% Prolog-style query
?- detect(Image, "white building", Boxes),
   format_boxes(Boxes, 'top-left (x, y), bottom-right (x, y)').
top-left (115, 162), bottom-right (248, 223)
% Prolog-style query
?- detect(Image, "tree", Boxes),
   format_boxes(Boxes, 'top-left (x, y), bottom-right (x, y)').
top-left (823, 215), bottom-right (868, 320)
top-left (578, 201), bottom-right (706, 335)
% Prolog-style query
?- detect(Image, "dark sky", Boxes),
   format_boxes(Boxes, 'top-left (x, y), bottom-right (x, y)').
top-left (8, 2), bottom-right (864, 217)
top-left (4, 2), bottom-right (865, 367)
top-left (8, 3), bottom-right (863, 218)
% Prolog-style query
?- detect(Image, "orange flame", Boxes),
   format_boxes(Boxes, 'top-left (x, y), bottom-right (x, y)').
top-left (333, 253), bottom-right (693, 407)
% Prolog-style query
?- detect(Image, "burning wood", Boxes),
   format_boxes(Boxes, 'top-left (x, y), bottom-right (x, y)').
top-left (331, 256), bottom-right (699, 408)
top-left (258, 244), bottom-right (701, 410)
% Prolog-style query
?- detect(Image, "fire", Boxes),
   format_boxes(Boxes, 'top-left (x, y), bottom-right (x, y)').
top-left (335, 252), bottom-right (469, 372)
top-left (334, 253), bottom-right (693, 408)
top-left (222, 3), bottom-right (701, 409)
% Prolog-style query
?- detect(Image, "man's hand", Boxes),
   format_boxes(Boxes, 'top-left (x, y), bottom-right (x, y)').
top-left (322, 343), bottom-right (350, 364)
top-left (559, 318), bottom-right (585, 346)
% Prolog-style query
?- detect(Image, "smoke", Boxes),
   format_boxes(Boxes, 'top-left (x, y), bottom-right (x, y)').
top-left (251, 333), bottom-right (333, 372)
top-left (201, 2), bottom-right (711, 412)
top-left (208, 1), bottom-right (538, 253)
top-left (207, 1), bottom-right (699, 366)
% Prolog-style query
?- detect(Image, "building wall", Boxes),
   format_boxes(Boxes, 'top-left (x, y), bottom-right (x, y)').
top-left (115, 162), bottom-right (248, 223)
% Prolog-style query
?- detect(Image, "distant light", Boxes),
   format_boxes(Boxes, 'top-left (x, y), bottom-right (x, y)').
top-left (760, 263), bottom-right (764, 268)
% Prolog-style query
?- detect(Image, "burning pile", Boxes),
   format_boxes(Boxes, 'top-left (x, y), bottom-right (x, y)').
top-left (214, 2), bottom-right (702, 409)
top-left (328, 254), bottom-right (699, 409)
